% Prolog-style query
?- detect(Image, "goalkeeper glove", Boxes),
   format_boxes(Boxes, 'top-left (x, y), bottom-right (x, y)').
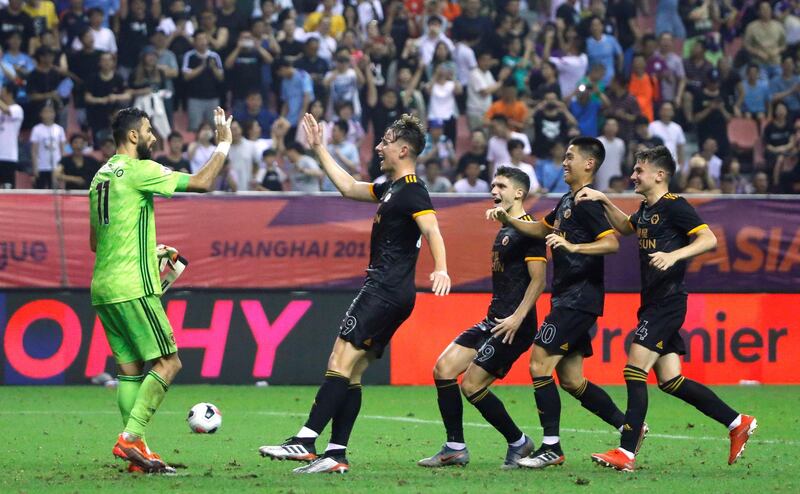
top-left (156, 244), bottom-right (189, 294)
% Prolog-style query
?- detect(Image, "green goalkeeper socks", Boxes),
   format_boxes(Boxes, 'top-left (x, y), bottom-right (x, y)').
top-left (124, 370), bottom-right (169, 438)
top-left (117, 374), bottom-right (145, 427)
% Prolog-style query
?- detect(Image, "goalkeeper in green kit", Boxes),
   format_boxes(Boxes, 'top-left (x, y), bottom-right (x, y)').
top-left (90, 107), bottom-right (232, 474)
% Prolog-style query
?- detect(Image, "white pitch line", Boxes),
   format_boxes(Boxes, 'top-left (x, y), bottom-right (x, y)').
top-left (3, 409), bottom-right (788, 446)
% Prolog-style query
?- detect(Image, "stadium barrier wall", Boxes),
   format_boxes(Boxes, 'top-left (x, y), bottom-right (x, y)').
top-left (1, 290), bottom-right (797, 385)
top-left (1, 192), bottom-right (799, 292)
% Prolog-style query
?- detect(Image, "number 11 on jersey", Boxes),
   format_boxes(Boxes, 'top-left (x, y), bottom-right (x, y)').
top-left (96, 181), bottom-right (110, 225)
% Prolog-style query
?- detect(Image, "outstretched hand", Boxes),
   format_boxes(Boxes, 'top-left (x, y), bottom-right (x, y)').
top-left (302, 112), bottom-right (324, 148)
top-left (486, 206), bottom-right (510, 224)
top-left (430, 270), bottom-right (451, 296)
top-left (213, 107), bottom-right (233, 144)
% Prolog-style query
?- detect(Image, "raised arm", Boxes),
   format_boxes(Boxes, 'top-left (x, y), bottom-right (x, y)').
top-left (486, 206), bottom-right (552, 238)
top-left (185, 108), bottom-right (232, 192)
top-left (575, 187), bottom-right (635, 235)
top-left (302, 112), bottom-right (375, 202)
top-left (415, 212), bottom-right (450, 296)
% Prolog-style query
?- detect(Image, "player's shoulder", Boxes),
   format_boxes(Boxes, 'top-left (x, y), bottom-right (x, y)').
top-left (396, 174), bottom-right (430, 193)
top-left (662, 193), bottom-right (694, 210)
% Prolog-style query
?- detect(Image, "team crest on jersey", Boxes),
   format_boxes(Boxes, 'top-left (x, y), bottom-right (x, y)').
top-left (115, 169), bottom-right (124, 177)
top-left (501, 235), bottom-right (510, 246)
top-left (563, 208), bottom-right (572, 219)
top-left (553, 218), bottom-right (561, 230)
top-left (651, 214), bottom-right (660, 225)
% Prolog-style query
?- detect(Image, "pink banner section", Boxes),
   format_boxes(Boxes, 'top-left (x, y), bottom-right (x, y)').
top-left (1, 193), bottom-right (799, 291)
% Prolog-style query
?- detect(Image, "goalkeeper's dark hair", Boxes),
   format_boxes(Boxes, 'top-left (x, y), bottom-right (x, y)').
top-left (387, 113), bottom-right (425, 157)
top-left (495, 166), bottom-right (530, 196)
top-left (568, 136), bottom-right (605, 174)
top-left (112, 107), bottom-right (151, 147)
top-left (635, 145), bottom-right (676, 176)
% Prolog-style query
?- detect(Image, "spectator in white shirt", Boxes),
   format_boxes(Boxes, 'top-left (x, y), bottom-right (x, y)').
top-left (424, 63), bottom-right (462, 142)
top-left (486, 114), bottom-right (531, 176)
top-left (454, 160), bottom-right (490, 193)
top-left (422, 158), bottom-right (453, 193)
top-left (596, 118), bottom-right (626, 191)
top-left (0, 82), bottom-right (23, 188)
top-left (648, 101), bottom-right (685, 167)
top-left (415, 16), bottom-right (455, 65)
top-left (228, 120), bottom-right (261, 191)
top-left (73, 8), bottom-right (118, 53)
top-left (324, 119), bottom-right (360, 191)
top-left (466, 51), bottom-right (509, 131)
top-left (698, 137), bottom-right (723, 186)
top-left (30, 102), bottom-right (66, 189)
top-left (497, 138), bottom-right (540, 194)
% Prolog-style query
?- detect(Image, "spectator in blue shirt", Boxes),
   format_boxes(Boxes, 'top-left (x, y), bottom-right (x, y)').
top-left (567, 82), bottom-right (608, 137)
top-left (277, 58), bottom-right (314, 135)
top-left (535, 140), bottom-right (570, 194)
top-left (741, 63), bottom-right (771, 119)
top-left (769, 55), bottom-right (800, 115)
top-left (233, 91), bottom-right (277, 138)
top-left (586, 16), bottom-right (622, 86)
top-left (2, 32), bottom-right (34, 79)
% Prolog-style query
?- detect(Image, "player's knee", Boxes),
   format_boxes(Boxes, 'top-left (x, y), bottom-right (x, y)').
top-left (168, 354), bottom-right (183, 374)
top-left (459, 378), bottom-right (482, 398)
top-left (529, 358), bottom-right (549, 378)
top-left (433, 357), bottom-right (458, 380)
top-left (559, 377), bottom-right (583, 394)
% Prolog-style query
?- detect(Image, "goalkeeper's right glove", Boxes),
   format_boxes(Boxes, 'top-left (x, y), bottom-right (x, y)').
top-left (156, 244), bottom-right (188, 294)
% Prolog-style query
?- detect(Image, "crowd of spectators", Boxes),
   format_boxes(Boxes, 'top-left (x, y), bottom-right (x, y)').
top-left (0, 0), bottom-right (798, 194)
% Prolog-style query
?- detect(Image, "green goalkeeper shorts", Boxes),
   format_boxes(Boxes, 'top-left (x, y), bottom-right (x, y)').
top-left (95, 295), bottom-right (178, 364)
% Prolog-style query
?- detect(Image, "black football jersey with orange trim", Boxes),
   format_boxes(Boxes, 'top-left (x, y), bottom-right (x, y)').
top-left (543, 186), bottom-right (615, 315)
top-left (488, 214), bottom-right (547, 320)
top-left (365, 174), bottom-right (435, 307)
top-left (629, 193), bottom-right (707, 303)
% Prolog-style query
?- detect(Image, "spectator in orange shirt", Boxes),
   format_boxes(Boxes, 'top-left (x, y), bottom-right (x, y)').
top-left (628, 53), bottom-right (660, 121)
top-left (484, 80), bottom-right (530, 130)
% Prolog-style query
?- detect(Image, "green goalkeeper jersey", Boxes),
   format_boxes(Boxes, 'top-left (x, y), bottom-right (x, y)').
top-left (90, 154), bottom-right (190, 305)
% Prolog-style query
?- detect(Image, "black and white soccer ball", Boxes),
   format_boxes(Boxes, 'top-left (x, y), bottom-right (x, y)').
top-left (187, 402), bottom-right (222, 433)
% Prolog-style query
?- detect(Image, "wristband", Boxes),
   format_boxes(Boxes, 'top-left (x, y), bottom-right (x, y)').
top-left (214, 141), bottom-right (230, 155)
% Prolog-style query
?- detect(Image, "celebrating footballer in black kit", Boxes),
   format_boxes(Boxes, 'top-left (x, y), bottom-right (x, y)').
top-left (259, 113), bottom-right (451, 474)
top-left (576, 145), bottom-right (756, 472)
top-left (417, 167), bottom-right (546, 470)
top-left (488, 137), bottom-right (631, 469)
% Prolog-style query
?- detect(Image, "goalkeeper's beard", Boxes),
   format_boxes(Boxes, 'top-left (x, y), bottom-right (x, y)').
top-left (136, 140), bottom-right (153, 160)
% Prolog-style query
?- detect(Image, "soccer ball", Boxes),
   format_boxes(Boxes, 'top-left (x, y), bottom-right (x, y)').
top-left (187, 403), bottom-right (222, 433)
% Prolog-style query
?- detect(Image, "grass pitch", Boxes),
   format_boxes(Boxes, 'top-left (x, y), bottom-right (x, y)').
top-left (1, 385), bottom-right (797, 493)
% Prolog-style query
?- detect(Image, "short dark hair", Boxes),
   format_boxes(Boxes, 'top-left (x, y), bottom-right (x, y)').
top-left (507, 138), bottom-right (525, 153)
top-left (424, 158), bottom-right (442, 169)
top-left (387, 114), bottom-right (425, 157)
top-left (333, 119), bottom-right (349, 134)
top-left (495, 166), bottom-right (531, 195)
top-left (275, 58), bottom-right (293, 70)
top-left (491, 114), bottom-right (509, 125)
top-left (263, 148), bottom-right (277, 158)
top-left (635, 145), bottom-right (676, 176)
top-left (69, 133), bottom-right (87, 144)
top-left (568, 136), bottom-right (605, 173)
top-left (111, 107), bottom-right (150, 147)
top-left (634, 115), bottom-right (650, 127)
top-left (167, 131), bottom-right (183, 141)
top-left (286, 141), bottom-right (305, 154)
top-left (88, 7), bottom-right (103, 17)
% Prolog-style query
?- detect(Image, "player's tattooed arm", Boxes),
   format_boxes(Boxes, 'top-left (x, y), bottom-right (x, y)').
top-left (546, 231), bottom-right (619, 255)
top-left (485, 207), bottom-right (550, 238)
top-left (649, 226), bottom-right (717, 271)
top-left (491, 259), bottom-right (546, 344)
top-left (574, 188), bottom-right (635, 235)
top-left (302, 112), bottom-right (375, 202)
top-left (415, 213), bottom-right (451, 296)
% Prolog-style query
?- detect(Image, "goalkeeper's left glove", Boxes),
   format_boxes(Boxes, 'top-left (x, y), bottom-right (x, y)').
top-left (156, 244), bottom-right (189, 294)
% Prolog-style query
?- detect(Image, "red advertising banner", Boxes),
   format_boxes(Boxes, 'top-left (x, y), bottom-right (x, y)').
top-left (390, 293), bottom-right (800, 385)
top-left (1, 193), bottom-right (799, 292)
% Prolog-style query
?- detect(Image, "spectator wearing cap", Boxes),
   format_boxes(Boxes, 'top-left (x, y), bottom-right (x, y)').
top-left (0, 82), bottom-right (23, 188)
top-left (769, 55), bottom-right (800, 116)
top-left (182, 30), bottom-right (224, 131)
top-left (419, 118), bottom-right (456, 171)
top-left (585, 16), bottom-right (622, 86)
top-left (276, 58), bottom-right (313, 136)
top-left (73, 8), bottom-right (116, 53)
top-left (117, 0), bottom-right (156, 81)
top-left (26, 46), bottom-right (64, 129)
top-left (0, 0), bottom-right (34, 52)
top-left (685, 67), bottom-right (732, 159)
top-left (740, 63), bottom-right (770, 120)
top-left (744, 0), bottom-right (787, 80)
top-left (467, 51), bottom-right (508, 131)
top-left (85, 51), bottom-right (129, 143)
top-left (485, 80), bottom-right (529, 131)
